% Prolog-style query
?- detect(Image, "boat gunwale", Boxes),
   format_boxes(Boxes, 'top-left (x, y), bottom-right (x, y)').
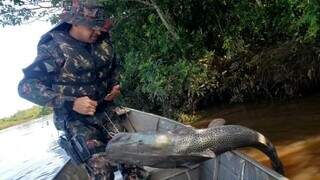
top-left (52, 108), bottom-right (288, 180)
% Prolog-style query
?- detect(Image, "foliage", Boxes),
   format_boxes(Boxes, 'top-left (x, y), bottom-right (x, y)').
top-left (2, 0), bottom-right (320, 118)
top-left (0, 0), bottom-right (61, 26)
top-left (108, 0), bottom-right (320, 118)
top-left (0, 106), bottom-right (52, 130)
top-left (178, 112), bottom-right (201, 125)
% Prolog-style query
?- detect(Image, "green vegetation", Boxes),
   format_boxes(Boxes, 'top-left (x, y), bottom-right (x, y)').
top-left (0, 106), bottom-right (52, 130)
top-left (1, 0), bottom-right (320, 121)
top-left (108, 0), bottom-right (320, 119)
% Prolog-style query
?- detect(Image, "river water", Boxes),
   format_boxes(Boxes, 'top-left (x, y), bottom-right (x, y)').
top-left (1, 94), bottom-right (319, 180)
top-left (194, 94), bottom-right (320, 180)
top-left (0, 115), bottom-right (69, 180)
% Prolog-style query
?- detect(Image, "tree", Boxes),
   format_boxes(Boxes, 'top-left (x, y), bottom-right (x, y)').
top-left (0, 0), bottom-right (61, 26)
top-left (3, 0), bottom-right (320, 118)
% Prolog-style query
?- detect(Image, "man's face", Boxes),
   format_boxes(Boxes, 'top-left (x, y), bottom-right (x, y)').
top-left (72, 25), bottom-right (102, 43)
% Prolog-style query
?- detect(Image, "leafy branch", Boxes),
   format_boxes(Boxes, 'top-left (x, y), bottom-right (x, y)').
top-left (0, 0), bottom-right (61, 26)
top-left (122, 0), bottom-right (179, 40)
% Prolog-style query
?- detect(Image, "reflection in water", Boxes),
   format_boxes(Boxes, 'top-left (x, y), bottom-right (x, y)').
top-left (0, 115), bottom-right (68, 180)
top-left (194, 94), bottom-right (320, 180)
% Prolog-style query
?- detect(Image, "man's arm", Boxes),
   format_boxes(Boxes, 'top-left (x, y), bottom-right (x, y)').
top-left (18, 46), bottom-right (76, 109)
top-left (104, 54), bottom-right (122, 101)
top-left (109, 54), bottom-right (121, 87)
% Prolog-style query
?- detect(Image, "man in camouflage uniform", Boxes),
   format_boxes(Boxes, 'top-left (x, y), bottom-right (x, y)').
top-left (18, 0), bottom-right (143, 179)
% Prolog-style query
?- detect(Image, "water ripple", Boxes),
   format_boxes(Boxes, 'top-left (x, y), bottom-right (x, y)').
top-left (0, 115), bottom-right (69, 180)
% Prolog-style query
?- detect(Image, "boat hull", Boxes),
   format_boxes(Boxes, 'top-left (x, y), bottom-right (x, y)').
top-left (54, 108), bottom-right (288, 180)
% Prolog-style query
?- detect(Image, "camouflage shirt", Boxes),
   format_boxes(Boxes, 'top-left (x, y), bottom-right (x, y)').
top-left (18, 22), bottom-right (121, 128)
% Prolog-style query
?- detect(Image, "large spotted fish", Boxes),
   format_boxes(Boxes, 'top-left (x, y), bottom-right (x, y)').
top-left (104, 123), bottom-right (284, 175)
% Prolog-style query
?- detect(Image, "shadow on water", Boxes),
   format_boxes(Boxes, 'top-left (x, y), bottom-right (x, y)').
top-left (194, 94), bottom-right (320, 180)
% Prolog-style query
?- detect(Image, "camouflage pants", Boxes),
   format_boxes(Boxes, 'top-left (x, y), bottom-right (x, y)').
top-left (64, 105), bottom-right (148, 180)
top-left (66, 106), bottom-right (123, 180)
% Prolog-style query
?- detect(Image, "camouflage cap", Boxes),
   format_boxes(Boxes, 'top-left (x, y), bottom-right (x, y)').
top-left (61, 0), bottom-right (110, 31)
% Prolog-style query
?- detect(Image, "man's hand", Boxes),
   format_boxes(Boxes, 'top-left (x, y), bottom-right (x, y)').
top-left (104, 85), bottom-right (121, 101)
top-left (101, 18), bottom-right (114, 32)
top-left (73, 96), bottom-right (98, 115)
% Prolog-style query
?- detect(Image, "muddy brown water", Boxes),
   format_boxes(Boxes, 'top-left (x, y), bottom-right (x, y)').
top-left (193, 94), bottom-right (320, 180)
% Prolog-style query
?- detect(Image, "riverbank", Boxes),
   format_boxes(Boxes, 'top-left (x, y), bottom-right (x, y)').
top-left (0, 106), bottom-right (52, 130)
